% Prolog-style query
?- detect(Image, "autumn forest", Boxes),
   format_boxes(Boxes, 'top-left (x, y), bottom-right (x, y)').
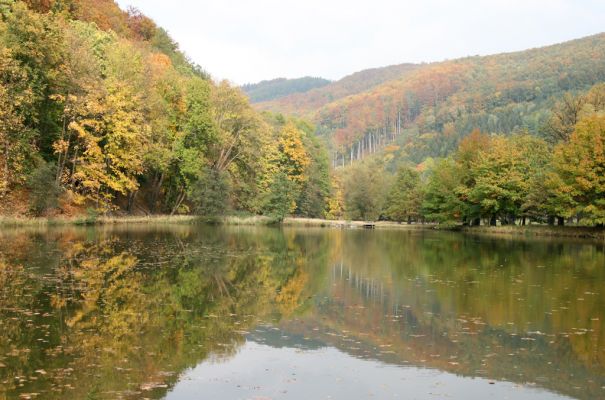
top-left (1, 0), bottom-right (605, 228)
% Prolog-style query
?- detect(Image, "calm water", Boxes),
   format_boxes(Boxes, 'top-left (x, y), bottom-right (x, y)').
top-left (0, 225), bottom-right (604, 400)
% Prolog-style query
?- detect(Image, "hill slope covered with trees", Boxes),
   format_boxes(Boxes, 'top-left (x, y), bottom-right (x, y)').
top-left (0, 0), bottom-right (332, 219)
top-left (256, 34), bottom-right (605, 165)
top-left (257, 63), bottom-right (421, 118)
top-left (253, 34), bottom-right (605, 227)
top-left (242, 77), bottom-right (331, 103)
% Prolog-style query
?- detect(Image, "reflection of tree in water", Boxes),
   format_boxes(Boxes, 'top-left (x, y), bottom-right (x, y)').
top-left (2, 227), bottom-right (604, 399)
top-left (290, 230), bottom-right (605, 400)
top-left (0, 226), bottom-right (327, 400)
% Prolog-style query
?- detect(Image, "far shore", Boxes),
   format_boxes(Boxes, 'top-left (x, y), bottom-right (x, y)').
top-left (0, 214), bottom-right (429, 229)
top-left (0, 215), bottom-right (603, 240)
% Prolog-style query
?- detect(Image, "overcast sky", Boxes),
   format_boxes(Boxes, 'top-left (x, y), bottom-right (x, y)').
top-left (116, 0), bottom-right (605, 85)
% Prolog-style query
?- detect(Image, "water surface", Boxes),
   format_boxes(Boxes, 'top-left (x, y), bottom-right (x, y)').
top-left (0, 225), bottom-right (603, 399)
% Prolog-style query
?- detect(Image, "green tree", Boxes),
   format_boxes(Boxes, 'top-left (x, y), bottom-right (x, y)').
top-left (343, 160), bottom-right (390, 221)
top-left (0, 47), bottom-right (35, 196)
top-left (385, 166), bottom-right (422, 223)
top-left (262, 172), bottom-right (296, 222)
top-left (469, 135), bottom-right (549, 225)
top-left (167, 77), bottom-right (213, 214)
top-left (192, 168), bottom-right (230, 217)
top-left (422, 158), bottom-right (464, 224)
top-left (27, 159), bottom-right (61, 215)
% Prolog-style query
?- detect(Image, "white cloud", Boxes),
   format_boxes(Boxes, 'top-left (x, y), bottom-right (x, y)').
top-left (116, 0), bottom-right (605, 84)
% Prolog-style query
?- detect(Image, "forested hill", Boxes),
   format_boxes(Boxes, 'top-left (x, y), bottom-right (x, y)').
top-left (242, 77), bottom-right (331, 103)
top-left (0, 0), bottom-right (332, 219)
top-left (256, 33), bottom-right (605, 165)
top-left (257, 63), bottom-right (421, 117)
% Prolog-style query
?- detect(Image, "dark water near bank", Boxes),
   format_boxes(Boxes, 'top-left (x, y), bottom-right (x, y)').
top-left (0, 225), bottom-right (604, 399)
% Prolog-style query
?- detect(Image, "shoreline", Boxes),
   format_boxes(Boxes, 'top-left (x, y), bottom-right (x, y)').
top-left (460, 225), bottom-right (605, 240)
top-left (0, 215), bottom-right (200, 227)
top-left (0, 215), bottom-right (603, 240)
top-left (0, 215), bottom-right (431, 230)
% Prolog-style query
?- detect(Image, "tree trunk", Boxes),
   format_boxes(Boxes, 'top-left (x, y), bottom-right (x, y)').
top-left (473, 218), bottom-right (480, 226)
top-left (522, 216), bottom-right (526, 226)
top-left (70, 147), bottom-right (79, 187)
top-left (127, 190), bottom-right (138, 214)
top-left (1, 143), bottom-right (8, 197)
top-left (150, 172), bottom-right (164, 214)
top-left (56, 113), bottom-right (69, 183)
top-left (170, 189), bottom-right (186, 216)
top-left (557, 216), bottom-right (565, 226)
top-left (490, 215), bottom-right (497, 226)
top-left (547, 215), bottom-right (555, 226)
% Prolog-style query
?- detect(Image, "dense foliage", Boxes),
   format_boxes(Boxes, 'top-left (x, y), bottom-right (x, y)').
top-left (0, 0), bottom-right (332, 217)
top-left (2, 0), bottom-right (604, 227)
top-left (339, 84), bottom-right (605, 226)
top-left (242, 76), bottom-right (331, 103)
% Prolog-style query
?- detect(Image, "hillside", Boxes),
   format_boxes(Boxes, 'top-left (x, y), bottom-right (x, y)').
top-left (242, 77), bottom-right (331, 103)
top-left (257, 63), bottom-right (420, 117)
top-left (0, 0), bottom-right (332, 219)
top-left (256, 34), bottom-right (605, 165)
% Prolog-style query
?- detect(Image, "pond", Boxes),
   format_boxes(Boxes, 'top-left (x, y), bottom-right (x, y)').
top-left (0, 225), bottom-right (604, 399)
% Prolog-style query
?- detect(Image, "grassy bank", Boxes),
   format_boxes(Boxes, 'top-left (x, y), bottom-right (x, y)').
top-left (1, 215), bottom-right (603, 240)
top-left (281, 217), bottom-right (433, 230)
top-left (0, 214), bottom-right (431, 230)
top-left (0, 215), bottom-right (200, 227)
top-left (461, 225), bottom-right (605, 240)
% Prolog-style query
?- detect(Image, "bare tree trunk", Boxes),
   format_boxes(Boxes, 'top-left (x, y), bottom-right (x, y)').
top-left (398, 109), bottom-right (402, 135)
top-left (70, 147), bottom-right (79, 187)
top-left (150, 172), bottom-right (164, 214)
top-left (56, 111), bottom-right (69, 183)
top-left (170, 189), bottom-right (186, 216)
top-left (1, 142), bottom-right (8, 197)
top-left (127, 190), bottom-right (138, 214)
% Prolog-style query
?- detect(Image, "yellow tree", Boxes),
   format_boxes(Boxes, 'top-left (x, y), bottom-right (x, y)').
top-left (53, 20), bottom-right (109, 186)
top-left (549, 114), bottom-right (605, 226)
top-left (69, 39), bottom-right (148, 209)
top-left (276, 122), bottom-right (311, 185)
